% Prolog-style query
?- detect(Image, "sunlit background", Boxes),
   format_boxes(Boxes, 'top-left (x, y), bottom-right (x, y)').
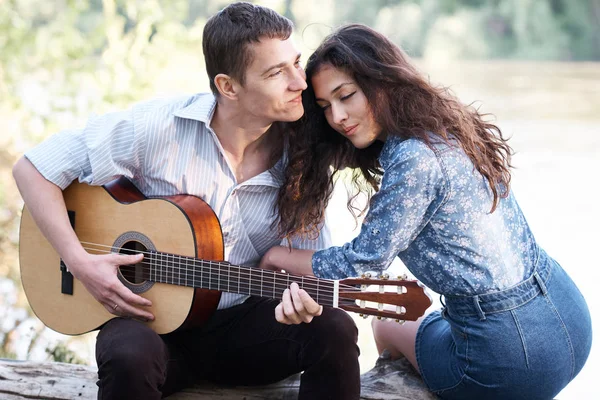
top-left (1, 0), bottom-right (599, 398)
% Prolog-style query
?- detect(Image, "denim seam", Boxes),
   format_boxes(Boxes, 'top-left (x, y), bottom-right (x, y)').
top-left (415, 312), bottom-right (441, 391)
top-left (436, 375), bottom-right (467, 395)
top-left (448, 291), bottom-right (540, 318)
top-left (436, 315), bottom-right (470, 395)
top-left (470, 292), bottom-right (540, 316)
top-left (448, 257), bottom-right (556, 317)
top-left (541, 253), bottom-right (555, 286)
top-left (544, 293), bottom-right (576, 380)
top-left (510, 309), bottom-right (530, 369)
top-left (463, 315), bottom-right (471, 383)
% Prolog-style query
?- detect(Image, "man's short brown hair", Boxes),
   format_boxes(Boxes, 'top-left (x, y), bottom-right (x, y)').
top-left (203, 2), bottom-right (294, 95)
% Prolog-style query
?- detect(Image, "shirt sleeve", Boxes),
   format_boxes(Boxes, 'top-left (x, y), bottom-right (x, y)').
top-left (312, 141), bottom-right (446, 280)
top-left (25, 107), bottom-right (144, 189)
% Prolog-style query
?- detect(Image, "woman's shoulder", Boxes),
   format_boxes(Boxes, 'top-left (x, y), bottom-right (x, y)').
top-left (380, 136), bottom-right (449, 186)
top-left (381, 135), bottom-right (443, 166)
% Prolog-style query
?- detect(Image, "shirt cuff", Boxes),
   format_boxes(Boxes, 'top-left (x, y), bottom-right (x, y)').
top-left (312, 246), bottom-right (357, 280)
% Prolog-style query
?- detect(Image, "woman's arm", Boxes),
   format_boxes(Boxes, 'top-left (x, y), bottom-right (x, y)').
top-left (312, 139), bottom-right (446, 280)
top-left (259, 246), bottom-right (315, 275)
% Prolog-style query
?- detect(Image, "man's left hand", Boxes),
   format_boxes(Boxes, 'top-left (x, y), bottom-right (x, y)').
top-left (275, 282), bottom-right (323, 324)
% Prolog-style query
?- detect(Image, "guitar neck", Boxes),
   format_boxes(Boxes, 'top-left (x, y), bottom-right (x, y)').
top-left (143, 251), bottom-right (337, 307)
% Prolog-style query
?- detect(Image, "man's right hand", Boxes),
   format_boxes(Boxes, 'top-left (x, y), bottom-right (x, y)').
top-left (68, 252), bottom-right (154, 321)
top-left (13, 158), bottom-right (154, 321)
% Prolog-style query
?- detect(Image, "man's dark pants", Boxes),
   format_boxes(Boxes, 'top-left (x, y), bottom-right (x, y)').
top-left (96, 297), bottom-right (360, 399)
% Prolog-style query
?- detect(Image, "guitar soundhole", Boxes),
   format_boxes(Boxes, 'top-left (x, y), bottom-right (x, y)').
top-left (118, 241), bottom-right (148, 284)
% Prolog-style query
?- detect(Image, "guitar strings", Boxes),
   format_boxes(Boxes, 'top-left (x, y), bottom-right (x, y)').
top-left (78, 240), bottom-right (354, 290)
top-left (79, 241), bottom-right (409, 301)
top-left (77, 241), bottom-right (370, 300)
top-left (79, 241), bottom-right (400, 294)
top-left (81, 244), bottom-right (339, 304)
top-left (83, 243), bottom-right (416, 318)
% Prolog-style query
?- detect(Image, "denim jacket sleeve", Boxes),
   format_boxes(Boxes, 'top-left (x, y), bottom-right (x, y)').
top-left (312, 138), bottom-right (448, 280)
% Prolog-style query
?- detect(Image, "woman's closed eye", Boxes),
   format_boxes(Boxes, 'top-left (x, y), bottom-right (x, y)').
top-left (340, 92), bottom-right (356, 101)
top-left (317, 92), bottom-right (356, 111)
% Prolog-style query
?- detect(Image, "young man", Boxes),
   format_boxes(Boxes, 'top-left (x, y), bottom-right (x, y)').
top-left (12, 3), bottom-right (360, 399)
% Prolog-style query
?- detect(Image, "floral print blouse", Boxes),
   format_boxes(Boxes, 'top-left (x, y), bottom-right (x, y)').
top-left (312, 135), bottom-right (539, 296)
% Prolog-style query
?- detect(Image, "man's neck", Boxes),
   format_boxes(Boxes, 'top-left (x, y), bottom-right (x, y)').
top-left (209, 102), bottom-right (283, 183)
top-left (210, 103), bottom-right (275, 158)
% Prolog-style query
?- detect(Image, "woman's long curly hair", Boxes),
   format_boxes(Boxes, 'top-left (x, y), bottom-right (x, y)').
top-left (277, 24), bottom-right (513, 241)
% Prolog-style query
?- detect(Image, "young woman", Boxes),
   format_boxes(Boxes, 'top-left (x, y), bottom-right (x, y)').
top-left (261, 24), bottom-right (592, 399)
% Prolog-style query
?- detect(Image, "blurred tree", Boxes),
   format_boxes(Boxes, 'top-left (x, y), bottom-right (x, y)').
top-left (283, 0), bottom-right (296, 23)
top-left (307, 0), bottom-right (600, 60)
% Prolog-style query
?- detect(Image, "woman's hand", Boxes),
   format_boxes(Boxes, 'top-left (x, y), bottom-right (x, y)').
top-left (275, 282), bottom-right (323, 324)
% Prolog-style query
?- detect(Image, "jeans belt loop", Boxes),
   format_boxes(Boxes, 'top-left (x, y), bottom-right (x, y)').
top-left (473, 295), bottom-right (486, 321)
top-left (533, 271), bottom-right (548, 296)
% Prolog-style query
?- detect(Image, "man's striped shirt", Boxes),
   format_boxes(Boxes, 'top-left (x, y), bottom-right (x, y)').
top-left (26, 92), bottom-right (331, 309)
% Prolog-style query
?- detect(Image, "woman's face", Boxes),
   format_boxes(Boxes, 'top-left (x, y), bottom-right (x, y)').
top-left (312, 64), bottom-right (383, 149)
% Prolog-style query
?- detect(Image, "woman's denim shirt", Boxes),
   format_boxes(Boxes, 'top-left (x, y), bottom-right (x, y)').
top-left (312, 135), bottom-right (539, 296)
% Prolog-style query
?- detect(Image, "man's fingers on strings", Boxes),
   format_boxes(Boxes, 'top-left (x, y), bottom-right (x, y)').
top-left (282, 288), bottom-right (302, 324)
top-left (113, 252), bottom-right (144, 265)
top-left (298, 289), bottom-right (323, 317)
top-left (295, 289), bottom-right (319, 323)
top-left (275, 303), bottom-right (291, 325)
top-left (290, 283), bottom-right (306, 314)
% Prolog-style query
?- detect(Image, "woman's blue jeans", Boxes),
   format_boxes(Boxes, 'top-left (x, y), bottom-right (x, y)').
top-left (416, 249), bottom-right (592, 400)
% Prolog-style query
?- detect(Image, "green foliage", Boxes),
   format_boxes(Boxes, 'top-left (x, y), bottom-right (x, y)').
top-left (0, 348), bottom-right (17, 359)
top-left (312, 0), bottom-right (600, 61)
top-left (46, 342), bottom-right (86, 364)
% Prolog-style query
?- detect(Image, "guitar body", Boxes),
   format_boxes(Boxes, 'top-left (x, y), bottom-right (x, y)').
top-left (19, 178), bottom-right (223, 335)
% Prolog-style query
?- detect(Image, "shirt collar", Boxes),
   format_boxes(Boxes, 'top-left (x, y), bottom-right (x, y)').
top-left (174, 93), bottom-right (288, 188)
top-left (172, 93), bottom-right (217, 124)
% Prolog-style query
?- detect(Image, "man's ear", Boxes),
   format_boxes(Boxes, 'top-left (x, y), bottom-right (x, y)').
top-left (214, 74), bottom-right (240, 100)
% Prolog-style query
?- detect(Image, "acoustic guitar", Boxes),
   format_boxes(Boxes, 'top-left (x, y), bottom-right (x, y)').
top-left (19, 177), bottom-right (432, 335)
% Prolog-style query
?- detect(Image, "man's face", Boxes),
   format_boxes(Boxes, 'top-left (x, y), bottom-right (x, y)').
top-left (236, 37), bottom-right (307, 124)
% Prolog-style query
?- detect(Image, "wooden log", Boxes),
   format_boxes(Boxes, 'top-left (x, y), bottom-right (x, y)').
top-left (0, 351), bottom-right (436, 399)
top-left (360, 350), bottom-right (438, 400)
top-left (0, 359), bottom-right (97, 399)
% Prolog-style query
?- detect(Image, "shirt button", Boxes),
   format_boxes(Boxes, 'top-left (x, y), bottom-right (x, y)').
top-left (223, 231), bottom-right (230, 238)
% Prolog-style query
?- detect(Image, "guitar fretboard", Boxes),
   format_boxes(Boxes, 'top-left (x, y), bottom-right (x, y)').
top-left (140, 251), bottom-right (336, 307)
